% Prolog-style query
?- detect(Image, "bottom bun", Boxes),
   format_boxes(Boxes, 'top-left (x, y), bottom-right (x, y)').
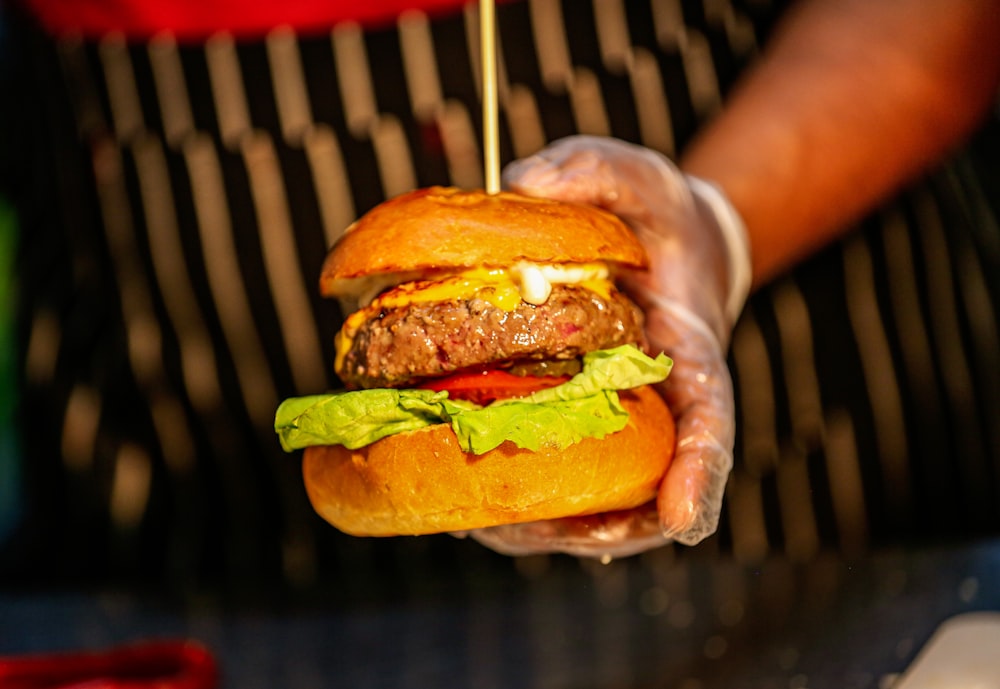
top-left (302, 385), bottom-right (675, 536)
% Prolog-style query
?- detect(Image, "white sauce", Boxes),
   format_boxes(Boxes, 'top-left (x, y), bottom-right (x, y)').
top-left (343, 262), bottom-right (610, 309)
top-left (511, 262), bottom-right (609, 305)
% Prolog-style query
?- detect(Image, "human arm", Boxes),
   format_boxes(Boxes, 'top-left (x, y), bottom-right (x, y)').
top-left (681, 0), bottom-right (1000, 287)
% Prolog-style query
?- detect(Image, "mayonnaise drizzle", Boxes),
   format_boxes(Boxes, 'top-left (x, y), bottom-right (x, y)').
top-left (511, 262), bottom-right (609, 305)
top-left (352, 262), bottom-right (610, 309)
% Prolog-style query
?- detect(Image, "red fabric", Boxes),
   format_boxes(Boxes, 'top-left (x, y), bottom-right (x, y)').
top-left (20, 0), bottom-right (477, 40)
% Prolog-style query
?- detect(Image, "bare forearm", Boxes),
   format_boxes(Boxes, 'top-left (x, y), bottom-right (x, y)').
top-left (680, 0), bottom-right (1000, 287)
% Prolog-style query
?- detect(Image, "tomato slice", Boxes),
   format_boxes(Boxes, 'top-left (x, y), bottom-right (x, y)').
top-left (418, 368), bottom-right (571, 405)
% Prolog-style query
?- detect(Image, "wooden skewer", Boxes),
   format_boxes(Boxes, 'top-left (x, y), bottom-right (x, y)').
top-left (480, 0), bottom-right (500, 194)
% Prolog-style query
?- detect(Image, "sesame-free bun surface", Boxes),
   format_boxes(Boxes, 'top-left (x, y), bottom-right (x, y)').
top-left (320, 186), bottom-right (648, 298)
top-left (301, 386), bottom-right (675, 537)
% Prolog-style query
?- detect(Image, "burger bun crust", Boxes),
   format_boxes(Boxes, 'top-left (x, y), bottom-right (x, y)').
top-left (320, 186), bottom-right (648, 299)
top-left (302, 385), bottom-right (675, 536)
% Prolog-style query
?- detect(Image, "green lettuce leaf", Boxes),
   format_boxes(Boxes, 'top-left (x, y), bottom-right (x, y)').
top-left (517, 345), bottom-right (672, 405)
top-left (274, 345), bottom-right (671, 454)
top-left (443, 390), bottom-right (631, 454)
top-left (274, 388), bottom-right (472, 451)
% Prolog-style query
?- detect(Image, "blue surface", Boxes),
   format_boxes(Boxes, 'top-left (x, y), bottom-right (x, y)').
top-left (2, 539), bottom-right (999, 689)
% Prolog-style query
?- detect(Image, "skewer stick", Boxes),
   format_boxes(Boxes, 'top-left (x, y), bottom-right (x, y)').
top-left (480, 0), bottom-right (500, 194)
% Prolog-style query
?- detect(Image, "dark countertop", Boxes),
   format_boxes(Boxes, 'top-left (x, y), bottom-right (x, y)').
top-left (2, 537), bottom-right (999, 689)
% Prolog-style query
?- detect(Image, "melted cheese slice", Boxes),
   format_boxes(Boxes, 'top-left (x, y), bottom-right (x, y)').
top-left (335, 263), bottom-right (613, 373)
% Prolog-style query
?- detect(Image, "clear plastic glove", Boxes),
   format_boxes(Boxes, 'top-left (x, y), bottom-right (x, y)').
top-left (467, 135), bottom-right (751, 559)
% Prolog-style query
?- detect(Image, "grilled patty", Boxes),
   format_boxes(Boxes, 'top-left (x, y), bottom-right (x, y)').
top-left (338, 284), bottom-right (646, 389)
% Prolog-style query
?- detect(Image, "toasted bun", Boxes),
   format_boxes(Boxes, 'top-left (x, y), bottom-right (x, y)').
top-left (301, 385), bottom-right (674, 536)
top-left (320, 186), bottom-right (647, 299)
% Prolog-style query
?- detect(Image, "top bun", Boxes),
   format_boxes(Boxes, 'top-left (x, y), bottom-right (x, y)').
top-left (320, 186), bottom-right (647, 298)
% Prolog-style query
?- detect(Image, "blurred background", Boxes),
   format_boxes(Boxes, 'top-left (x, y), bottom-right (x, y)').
top-left (1, 0), bottom-right (998, 686)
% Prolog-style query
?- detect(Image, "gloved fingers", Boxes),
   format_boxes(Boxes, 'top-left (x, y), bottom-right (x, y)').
top-left (502, 135), bottom-right (691, 223)
top-left (657, 426), bottom-right (733, 545)
top-left (461, 504), bottom-right (669, 560)
top-left (644, 300), bottom-right (735, 544)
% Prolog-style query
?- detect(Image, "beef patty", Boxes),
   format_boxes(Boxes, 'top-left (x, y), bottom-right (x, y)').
top-left (338, 284), bottom-right (646, 389)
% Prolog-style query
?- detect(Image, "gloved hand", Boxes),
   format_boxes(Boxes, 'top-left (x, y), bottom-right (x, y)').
top-left (468, 135), bottom-right (751, 559)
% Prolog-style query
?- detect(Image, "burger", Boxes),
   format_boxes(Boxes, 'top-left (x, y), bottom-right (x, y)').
top-left (274, 186), bottom-right (676, 537)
